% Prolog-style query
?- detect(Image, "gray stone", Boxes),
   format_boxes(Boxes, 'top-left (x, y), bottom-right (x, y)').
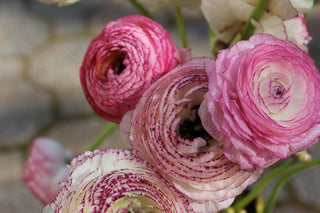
top-left (308, 6), bottom-right (320, 68)
top-left (0, 151), bottom-right (23, 184)
top-left (0, 77), bottom-right (53, 146)
top-left (273, 205), bottom-right (317, 213)
top-left (168, 14), bottom-right (212, 57)
top-left (44, 116), bottom-right (129, 154)
top-left (87, 0), bottom-right (137, 35)
top-left (30, 0), bottom-right (89, 36)
top-left (0, 57), bottom-right (24, 80)
top-left (0, 0), bottom-right (49, 56)
top-left (290, 152), bottom-right (320, 209)
top-left (29, 37), bottom-right (93, 117)
top-left (0, 182), bottom-right (43, 213)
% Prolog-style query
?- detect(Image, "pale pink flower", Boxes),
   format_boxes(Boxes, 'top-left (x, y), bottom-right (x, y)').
top-left (121, 58), bottom-right (263, 212)
top-left (23, 138), bottom-right (73, 205)
top-left (252, 13), bottom-right (311, 51)
top-left (80, 15), bottom-right (189, 123)
top-left (37, 0), bottom-right (80, 6)
top-left (200, 34), bottom-right (320, 170)
top-left (201, 0), bottom-right (312, 50)
top-left (43, 149), bottom-right (189, 213)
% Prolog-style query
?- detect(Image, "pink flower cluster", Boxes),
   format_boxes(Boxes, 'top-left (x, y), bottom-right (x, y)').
top-left (24, 9), bottom-right (320, 213)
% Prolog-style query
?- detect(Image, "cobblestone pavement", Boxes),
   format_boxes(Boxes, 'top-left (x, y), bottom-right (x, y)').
top-left (0, 0), bottom-right (320, 212)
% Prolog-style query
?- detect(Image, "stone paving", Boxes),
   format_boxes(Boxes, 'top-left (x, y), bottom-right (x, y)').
top-left (0, 0), bottom-right (320, 212)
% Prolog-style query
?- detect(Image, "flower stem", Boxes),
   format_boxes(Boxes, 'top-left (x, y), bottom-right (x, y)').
top-left (241, 0), bottom-right (271, 40)
top-left (88, 122), bottom-right (118, 151)
top-left (304, 3), bottom-right (316, 19)
top-left (174, 7), bottom-right (188, 48)
top-left (128, 0), bottom-right (153, 20)
top-left (233, 159), bottom-right (296, 211)
top-left (264, 157), bottom-right (320, 213)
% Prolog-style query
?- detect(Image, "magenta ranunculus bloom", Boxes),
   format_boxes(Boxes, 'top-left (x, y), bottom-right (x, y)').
top-left (200, 34), bottom-right (320, 170)
top-left (80, 14), bottom-right (188, 123)
top-left (121, 58), bottom-right (263, 212)
top-left (43, 149), bottom-right (189, 213)
top-left (23, 138), bottom-right (73, 205)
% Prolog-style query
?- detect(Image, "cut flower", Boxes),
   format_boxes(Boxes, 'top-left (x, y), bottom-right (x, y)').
top-left (200, 34), bottom-right (320, 170)
top-left (43, 149), bottom-right (189, 213)
top-left (23, 138), bottom-right (73, 205)
top-left (121, 58), bottom-right (263, 212)
top-left (80, 15), bottom-right (187, 123)
top-left (201, 0), bottom-right (312, 51)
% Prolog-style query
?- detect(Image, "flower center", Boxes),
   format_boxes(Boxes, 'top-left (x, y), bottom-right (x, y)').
top-left (178, 105), bottom-right (212, 141)
top-left (270, 81), bottom-right (285, 98)
top-left (112, 53), bottom-right (126, 75)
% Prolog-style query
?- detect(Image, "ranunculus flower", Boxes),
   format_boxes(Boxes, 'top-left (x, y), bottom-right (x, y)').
top-left (37, 0), bottom-right (80, 6)
top-left (200, 34), bottom-right (320, 170)
top-left (80, 15), bottom-right (188, 123)
top-left (43, 149), bottom-right (189, 213)
top-left (251, 13), bottom-right (311, 51)
top-left (121, 58), bottom-right (263, 212)
top-left (23, 138), bottom-right (73, 205)
top-left (201, 0), bottom-right (312, 51)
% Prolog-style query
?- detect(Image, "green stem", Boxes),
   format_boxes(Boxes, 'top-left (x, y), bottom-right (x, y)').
top-left (174, 7), bottom-right (188, 48)
top-left (233, 159), bottom-right (296, 211)
top-left (128, 0), bottom-right (153, 20)
top-left (265, 157), bottom-right (320, 213)
top-left (304, 3), bottom-right (316, 19)
top-left (241, 0), bottom-right (271, 40)
top-left (88, 122), bottom-right (118, 151)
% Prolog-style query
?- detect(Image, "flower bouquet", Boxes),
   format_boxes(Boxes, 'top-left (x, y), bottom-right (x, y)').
top-left (23, 0), bottom-right (320, 212)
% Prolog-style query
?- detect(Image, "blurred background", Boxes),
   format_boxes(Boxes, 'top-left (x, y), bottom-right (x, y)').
top-left (0, 0), bottom-right (319, 212)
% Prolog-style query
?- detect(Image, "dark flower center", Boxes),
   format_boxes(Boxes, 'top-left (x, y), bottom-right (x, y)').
top-left (178, 105), bottom-right (212, 141)
top-left (271, 81), bottom-right (285, 98)
top-left (112, 53), bottom-right (126, 75)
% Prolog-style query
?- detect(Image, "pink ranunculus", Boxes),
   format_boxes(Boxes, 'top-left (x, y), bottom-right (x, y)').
top-left (80, 15), bottom-right (188, 123)
top-left (121, 58), bottom-right (263, 212)
top-left (23, 138), bottom-right (73, 205)
top-left (200, 34), bottom-right (320, 170)
top-left (43, 149), bottom-right (189, 213)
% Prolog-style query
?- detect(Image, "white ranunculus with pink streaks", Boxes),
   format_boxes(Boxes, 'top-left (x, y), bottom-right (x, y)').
top-left (200, 34), bottom-right (320, 170)
top-left (43, 149), bottom-right (189, 213)
top-left (121, 58), bottom-right (263, 212)
top-left (80, 15), bottom-right (188, 123)
top-left (23, 138), bottom-right (73, 205)
top-left (201, 0), bottom-right (312, 50)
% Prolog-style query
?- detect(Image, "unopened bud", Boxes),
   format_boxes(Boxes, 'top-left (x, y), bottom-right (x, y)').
top-left (295, 150), bottom-right (312, 163)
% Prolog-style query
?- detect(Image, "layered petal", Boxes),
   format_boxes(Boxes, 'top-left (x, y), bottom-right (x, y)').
top-left (80, 15), bottom-right (185, 123)
top-left (122, 58), bottom-right (263, 212)
top-left (201, 0), bottom-right (311, 50)
top-left (252, 13), bottom-right (311, 51)
top-left (44, 149), bottom-right (189, 213)
top-left (23, 138), bottom-right (73, 205)
top-left (202, 34), bottom-right (320, 170)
